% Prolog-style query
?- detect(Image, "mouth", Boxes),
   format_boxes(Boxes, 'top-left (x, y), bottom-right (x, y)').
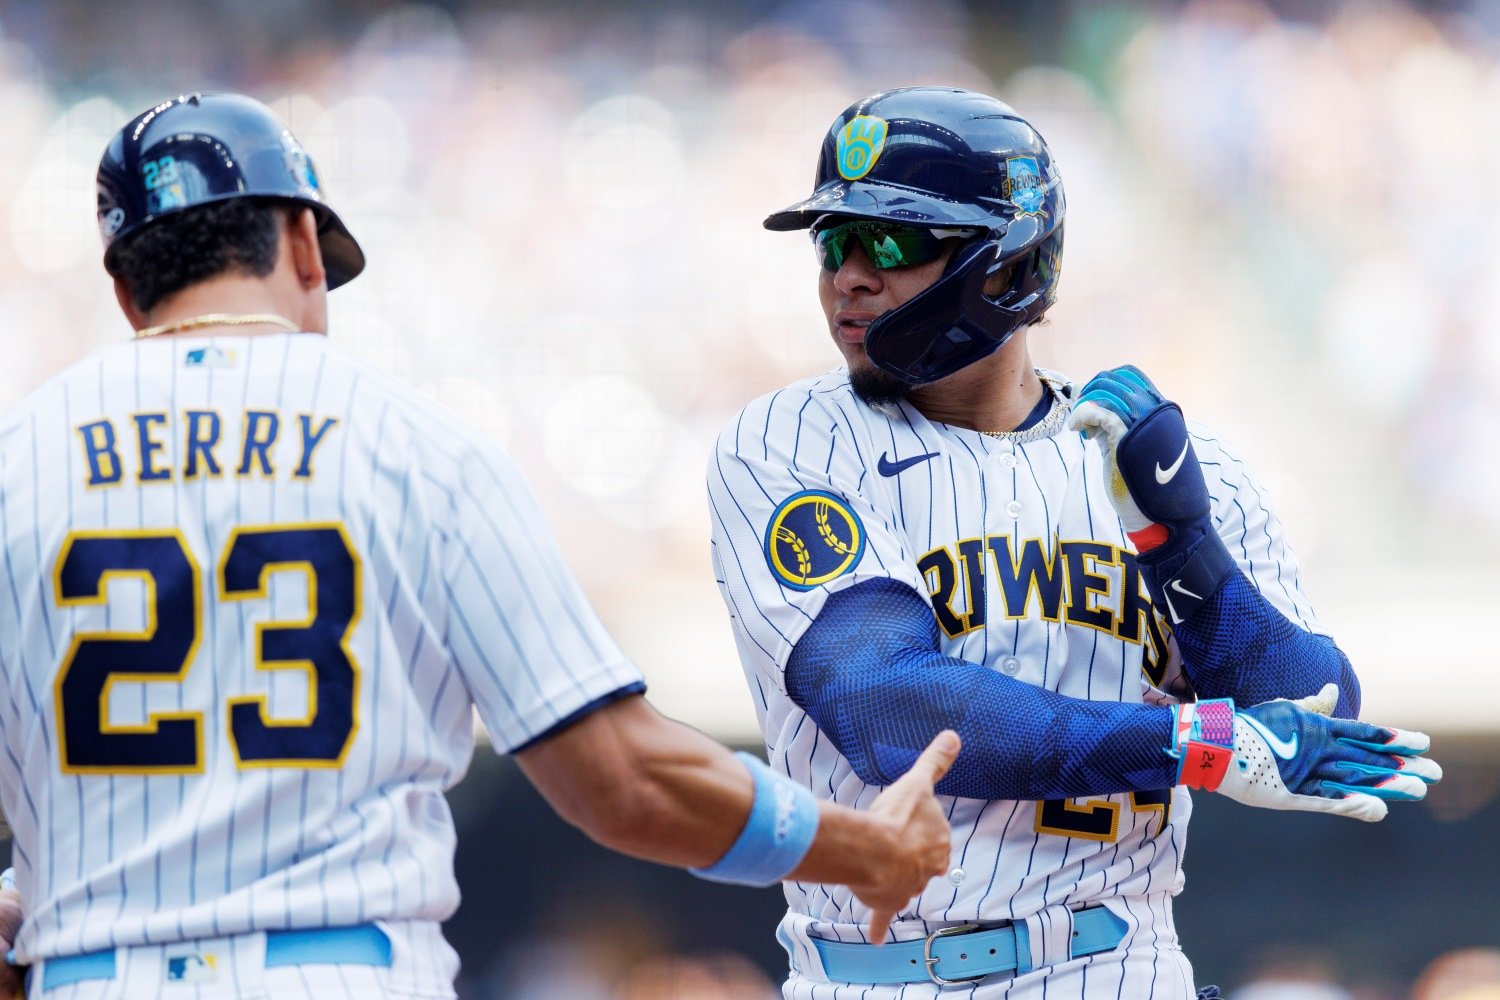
top-left (834, 310), bottom-right (877, 344)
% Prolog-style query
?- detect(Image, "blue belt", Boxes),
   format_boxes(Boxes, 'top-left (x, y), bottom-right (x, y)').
top-left (813, 907), bottom-right (1128, 986)
top-left (40, 924), bottom-right (392, 992)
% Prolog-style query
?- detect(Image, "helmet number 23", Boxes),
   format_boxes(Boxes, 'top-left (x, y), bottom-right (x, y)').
top-left (53, 524), bottom-right (359, 774)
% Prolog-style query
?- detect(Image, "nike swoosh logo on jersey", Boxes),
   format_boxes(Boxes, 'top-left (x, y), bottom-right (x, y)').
top-left (1241, 713), bottom-right (1300, 760)
top-left (877, 451), bottom-right (939, 477)
top-left (1155, 440), bottom-right (1190, 484)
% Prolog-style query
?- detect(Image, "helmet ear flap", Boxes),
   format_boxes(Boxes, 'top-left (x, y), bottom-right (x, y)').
top-left (863, 225), bottom-right (1062, 386)
top-left (863, 239), bottom-right (1007, 384)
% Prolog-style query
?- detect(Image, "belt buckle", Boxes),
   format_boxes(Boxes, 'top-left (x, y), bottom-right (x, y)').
top-left (923, 923), bottom-right (984, 986)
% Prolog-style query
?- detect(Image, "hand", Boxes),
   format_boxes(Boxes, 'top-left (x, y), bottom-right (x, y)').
top-left (1068, 365), bottom-right (1234, 622)
top-left (1180, 685), bottom-right (1442, 821)
top-left (1067, 365), bottom-right (1210, 550)
top-left (852, 730), bottom-right (960, 942)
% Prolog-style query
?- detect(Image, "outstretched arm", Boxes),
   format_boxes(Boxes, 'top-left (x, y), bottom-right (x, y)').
top-left (785, 578), bottom-right (1437, 819)
top-left (1069, 365), bottom-right (1359, 715)
top-left (514, 692), bottom-right (958, 941)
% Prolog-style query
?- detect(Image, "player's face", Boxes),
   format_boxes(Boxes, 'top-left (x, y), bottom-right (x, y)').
top-left (818, 235), bottom-right (956, 403)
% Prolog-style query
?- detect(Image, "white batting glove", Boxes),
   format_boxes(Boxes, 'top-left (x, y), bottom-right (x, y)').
top-left (1172, 684), bottom-right (1443, 822)
top-left (1067, 389), bottom-right (1153, 535)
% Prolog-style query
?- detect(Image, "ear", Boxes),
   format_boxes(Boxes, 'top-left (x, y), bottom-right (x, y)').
top-left (113, 276), bottom-right (147, 330)
top-left (286, 207), bottom-right (328, 291)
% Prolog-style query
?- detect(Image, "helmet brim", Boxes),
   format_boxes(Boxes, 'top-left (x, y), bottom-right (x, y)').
top-left (763, 180), bottom-right (1003, 232)
top-left (102, 195), bottom-right (366, 292)
top-left (317, 210), bottom-right (365, 290)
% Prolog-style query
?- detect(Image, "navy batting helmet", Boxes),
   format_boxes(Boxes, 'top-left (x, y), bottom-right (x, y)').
top-left (97, 93), bottom-right (365, 289)
top-left (766, 87), bottom-right (1064, 385)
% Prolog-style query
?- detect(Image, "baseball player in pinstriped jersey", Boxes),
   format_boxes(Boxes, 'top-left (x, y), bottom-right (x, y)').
top-left (707, 87), bottom-right (1441, 998)
top-left (0, 93), bottom-right (966, 999)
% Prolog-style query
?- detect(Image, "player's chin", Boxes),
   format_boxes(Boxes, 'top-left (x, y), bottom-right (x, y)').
top-left (847, 357), bottom-right (912, 407)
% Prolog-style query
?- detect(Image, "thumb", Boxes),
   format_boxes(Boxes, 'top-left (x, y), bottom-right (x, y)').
top-left (1291, 683), bottom-right (1338, 717)
top-left (1066, 400), bottom-right (1124, 445)
top-left (907, 730), bottom-right (960, 788)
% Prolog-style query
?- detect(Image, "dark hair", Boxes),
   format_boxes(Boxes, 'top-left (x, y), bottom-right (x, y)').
top-left (109, 198), bottom-right (292, 311)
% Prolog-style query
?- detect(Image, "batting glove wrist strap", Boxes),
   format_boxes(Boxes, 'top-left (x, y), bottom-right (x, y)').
top-left (691, 752), bottom-right (819, 886)
top-left (1170, 700), bottom-right (1236, 790)
top-left (1137, 529), bottom-right (1237, 625)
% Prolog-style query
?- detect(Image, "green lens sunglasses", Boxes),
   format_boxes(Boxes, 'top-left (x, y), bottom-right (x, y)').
top-left (812, 218), bottom-right (980, 272)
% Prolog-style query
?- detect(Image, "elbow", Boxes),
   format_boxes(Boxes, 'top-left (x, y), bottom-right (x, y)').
top-left (836, 730), bottom-right (923, 789)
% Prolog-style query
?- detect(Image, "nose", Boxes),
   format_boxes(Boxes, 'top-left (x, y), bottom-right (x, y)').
top-left (831, 243), bottom-right (884, 295)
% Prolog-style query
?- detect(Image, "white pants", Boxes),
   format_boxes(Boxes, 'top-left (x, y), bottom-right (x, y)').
top-left (27, 921), bottom-right (458, 1000)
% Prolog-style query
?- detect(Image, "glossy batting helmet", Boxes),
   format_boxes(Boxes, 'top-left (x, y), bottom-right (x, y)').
top-left (97, 93), bottom-right (365, 289)
top-left (766, 87), bottom-right (1064, 385)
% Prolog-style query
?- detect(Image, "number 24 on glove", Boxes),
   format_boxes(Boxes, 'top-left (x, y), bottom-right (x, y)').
top-left (1172, 684), bottom-right (1442, 821)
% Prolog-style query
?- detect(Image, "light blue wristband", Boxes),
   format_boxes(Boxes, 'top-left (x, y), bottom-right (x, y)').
top-left (690, 752), bottom-right (820, 886)
top-left (0, 868), bottom-right (12, 892)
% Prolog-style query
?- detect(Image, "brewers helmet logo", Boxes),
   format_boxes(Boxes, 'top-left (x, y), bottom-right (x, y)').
top-left (837, 115), bottom-right (888, 181)
top-left (1004, 155), bottom-right (1044, 216)
top-left (764, 490), bottom-right (864, 590)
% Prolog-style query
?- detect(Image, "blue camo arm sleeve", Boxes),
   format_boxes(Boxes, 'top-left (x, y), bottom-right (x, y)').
top-left (784, 578), bottom-right (1180, 800)
top-left (1163, 564), bottom-right (1361, 717)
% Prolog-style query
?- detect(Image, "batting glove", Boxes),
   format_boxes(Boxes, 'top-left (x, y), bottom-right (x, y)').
top-left (1172, 684), bottom-right (1443, 821)
top-left (1067, 365), bottom-right (1234, 622)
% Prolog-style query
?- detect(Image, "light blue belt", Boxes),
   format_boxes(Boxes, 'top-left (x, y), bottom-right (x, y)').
top-left (40, 924), bottom-right (392, 992)
top-left (813, 907), bottom-right (1128, 986)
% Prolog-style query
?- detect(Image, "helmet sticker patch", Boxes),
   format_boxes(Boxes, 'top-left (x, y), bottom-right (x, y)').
top-left (1005, 155), bottom-right (1044, 216)
top-left (764, 490), bottom-right (865, 590)
top-left (837, 115), bottom-right (888, 181)
top-left (142, 155), bottom-right (187, 215)
top-left (99, 206), bottom-right (126, 239)
top-left (282, 136), bottom-right (323, 200)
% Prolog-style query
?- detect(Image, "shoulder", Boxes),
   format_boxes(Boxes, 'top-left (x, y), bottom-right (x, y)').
top-left (0, 342), bottom-right (130, 439)
top-left (713, 369), bottom-right (873, 457)
top-left (312, 337), bottom-right (506, 457)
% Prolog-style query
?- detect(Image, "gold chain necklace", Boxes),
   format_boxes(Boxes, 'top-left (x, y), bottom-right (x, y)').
top-left (133, 313), bottom-right (301, 340)
top-left (976, 384), bottom-right (1071, 443)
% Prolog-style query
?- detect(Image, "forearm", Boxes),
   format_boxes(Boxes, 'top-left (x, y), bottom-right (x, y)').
top-left (787, 579), bottom-right (1180, 800)
top-left (1143, 536), bottom-right (1361, 716)
top-left (1068, 367), bottom-right (1360, 716)
top-left (516, 694), bottom-right (750, 868)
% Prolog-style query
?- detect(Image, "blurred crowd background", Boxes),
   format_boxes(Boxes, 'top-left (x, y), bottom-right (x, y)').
top-left (0, 0), bottom-right (1496, 996)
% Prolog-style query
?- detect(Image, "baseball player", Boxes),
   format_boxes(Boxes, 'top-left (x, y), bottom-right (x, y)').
top-left (0, 92), bottom-right (964, 1000)
top-left (706, 86), bottom-right (1443, 999)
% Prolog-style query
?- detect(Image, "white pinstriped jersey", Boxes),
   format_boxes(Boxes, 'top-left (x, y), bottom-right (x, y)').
top-left (707, 368), bottom-right (1319, 996)
top-left (0, 333), bottom-right (641, 974)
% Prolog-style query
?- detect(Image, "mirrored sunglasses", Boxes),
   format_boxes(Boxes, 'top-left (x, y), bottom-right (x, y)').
top-left (812, 219), bottom-right (979, 272)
